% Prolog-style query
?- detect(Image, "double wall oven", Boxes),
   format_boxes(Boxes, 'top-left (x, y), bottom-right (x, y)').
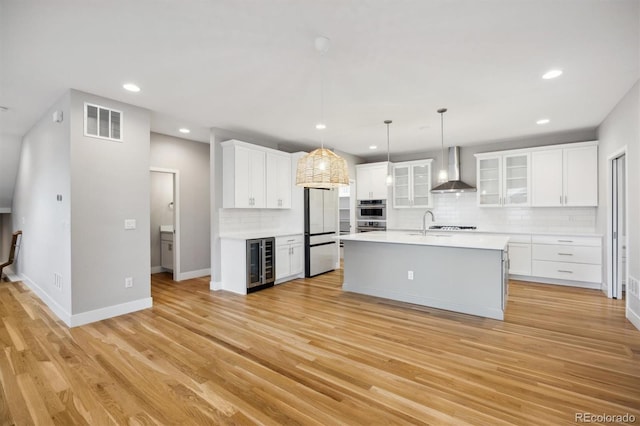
top-left (356, 200), bottom-right (386, 233)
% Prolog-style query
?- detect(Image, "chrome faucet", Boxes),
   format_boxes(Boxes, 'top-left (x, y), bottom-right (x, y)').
top-left (422, 210), bottom-right (435, 236)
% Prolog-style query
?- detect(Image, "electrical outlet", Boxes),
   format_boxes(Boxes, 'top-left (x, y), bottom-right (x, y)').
top-left (124, 219), bottom-right (136, 230)
top-left (407, 271), bottom-right (414, 280)
top-left (125, 277), bottom-right (133, 288)
top-left (53, 273), bottom-right (63, 291)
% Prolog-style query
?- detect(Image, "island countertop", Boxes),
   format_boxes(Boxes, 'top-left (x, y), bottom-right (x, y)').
top-left (338, 231), bottom-right (509, 251)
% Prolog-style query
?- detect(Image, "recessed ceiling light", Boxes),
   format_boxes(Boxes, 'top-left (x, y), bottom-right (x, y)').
top-left (179, 128), bottom-right (190, 134)
top-left (315, 123), bottom-right (326, 130)
top-left (369, 145), bottom-right (378, 150)
top-left (536, 119), bottom-right (550, 125)
top-left (542, 69), bottom-right (563, 80)
top-left (123, 83), bottom-right (141, 92)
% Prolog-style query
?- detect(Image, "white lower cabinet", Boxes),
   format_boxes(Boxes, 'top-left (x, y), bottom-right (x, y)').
top-left (531, 235), bottom-right (602, 285)
top-left (276, 235), bottom-right (303, 282)
top-left (161, 232), bottom-right (174, 271)
top-left (507, 235), bottom-right (532, 276)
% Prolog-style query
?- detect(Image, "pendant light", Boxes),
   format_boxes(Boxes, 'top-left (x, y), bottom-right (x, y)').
top-left (437, 108), bottom-right (448, 183)
top-left (296, 36), bottom-right (349, 188)
top-left (384, 120), bottom-right (393, 186)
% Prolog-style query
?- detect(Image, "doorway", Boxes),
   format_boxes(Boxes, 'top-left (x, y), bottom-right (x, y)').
top-left (609, 150), bottom-right (627, 300)
top-left (150, 168), bottom-right (180, 281)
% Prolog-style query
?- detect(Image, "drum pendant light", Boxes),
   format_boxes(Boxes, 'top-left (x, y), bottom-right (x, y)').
top-left (296, 36), bottom-right (349, 188)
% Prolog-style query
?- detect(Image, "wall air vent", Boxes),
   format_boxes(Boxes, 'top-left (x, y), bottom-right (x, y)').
top-left (84, 103), bottom-right (123, 142)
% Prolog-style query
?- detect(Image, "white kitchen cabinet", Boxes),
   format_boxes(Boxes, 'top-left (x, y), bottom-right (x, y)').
top-left (276, 234), bottom-right (303, 282)
top-left (475, 153), bottom-right (530, 207)
top-left (222, 140), bottom-right (293, 209)
top-left (392, 159), bottom-right (433, 208)
top-left (161, 232), bottom-right (174, 271)
top-left (266, 152), bottom-right (292, 208)
top-left (507, 234), bottom-right (532, 275)
top-left (531, 235), bottom-right (602, 286)
top-left (356, 162), bottom-right (389, 200)
top-left (531, 143), bottom-right (598, 207)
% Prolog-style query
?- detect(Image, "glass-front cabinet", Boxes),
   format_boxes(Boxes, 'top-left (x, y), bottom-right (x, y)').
top-left (476, 153), bottom-right (530, 207)
top-left (392, 159), bottom-right (433, 208)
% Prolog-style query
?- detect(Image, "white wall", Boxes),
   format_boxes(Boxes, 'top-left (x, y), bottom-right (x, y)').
top-left (597, 80), bottom-right (640, 326)
top-left (150, 172), bottom-right (174, 270)
top-left (150, 132), bottom-right (210, 276)
top-left (11, 91), bottom-right (72, 315)
top-left (69, 90), bottom-right (151, 317)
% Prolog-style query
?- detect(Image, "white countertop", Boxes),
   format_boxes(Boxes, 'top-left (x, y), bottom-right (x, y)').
top-left (220, 230), bottom-right (304, 240)
top-left (388, 227), bottom-right (602, 238)
top-left (339, 231), bottom-right (509, 251)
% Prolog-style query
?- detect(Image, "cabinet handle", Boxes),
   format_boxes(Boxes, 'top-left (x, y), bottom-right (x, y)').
top-left (559, 195), bottom-right (562, 204)
top-left (557, 270), bottom-right (573, 273)
top-left (565, 195), bottom-right (568, 204)
top-left (168, 243), bottom-right (172, 251)
top-left (558, 253), bottom-right (573, 256)
top-left (558, 240), bottom-right (573, 243)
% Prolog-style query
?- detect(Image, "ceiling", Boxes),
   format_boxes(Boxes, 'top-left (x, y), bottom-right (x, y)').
top-left (1, 1), bottom-right (638, 190)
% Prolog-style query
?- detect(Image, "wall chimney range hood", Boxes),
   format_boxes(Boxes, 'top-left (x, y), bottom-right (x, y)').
top-left (431, 146), bottom-right (477, 193)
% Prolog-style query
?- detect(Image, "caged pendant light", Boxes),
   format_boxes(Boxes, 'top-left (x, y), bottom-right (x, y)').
top-left (296, 36), bottom-right (349, 188)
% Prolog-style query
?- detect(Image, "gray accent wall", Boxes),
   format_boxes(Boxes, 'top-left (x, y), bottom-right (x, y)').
top-left (150, 132), bottom-right (210, 274)
top-left (597, 80), bottom-right (640, 317)
top-left (11, 91), bottom-right (72, 313)
top-left (69, 89), bottom-right (151, 314)
top-left (367, 128), bottom-right (598, 187)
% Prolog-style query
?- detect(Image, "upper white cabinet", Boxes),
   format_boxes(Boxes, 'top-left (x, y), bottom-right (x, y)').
top-left (531, 143), bottom-right (598, 207)
top-left (476, 153), bottom-right (530, 207)
top-left (222, 140), bottom-right (292, 209)
top-left (356, 162), bottom-right (389, 200)
top-left (392, 159), bottom-right (433, 208)
top-left (266, 152), bottom-right (292, 208)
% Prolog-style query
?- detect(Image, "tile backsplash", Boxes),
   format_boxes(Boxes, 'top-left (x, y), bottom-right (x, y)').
top-left (219, 208), bottom-right (302, 235)
top-left (388, 192), bottom-right (596, 233)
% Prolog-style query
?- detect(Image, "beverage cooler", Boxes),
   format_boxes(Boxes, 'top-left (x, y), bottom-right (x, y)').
top-left (246, 237), bottom-right (275, 292)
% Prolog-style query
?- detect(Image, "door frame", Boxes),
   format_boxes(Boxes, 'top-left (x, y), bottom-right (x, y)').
top-left (150, 167), bottom-right (181, 281)
top-left (606, 146), bottom-right (628, 299)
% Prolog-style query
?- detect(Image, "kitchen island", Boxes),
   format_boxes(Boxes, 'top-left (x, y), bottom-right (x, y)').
top-left (339, 231), bottom-right (510, 320)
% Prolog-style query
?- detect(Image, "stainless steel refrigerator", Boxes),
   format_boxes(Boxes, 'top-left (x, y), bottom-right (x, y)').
top-left (304, 188), bottom-right (337, 277)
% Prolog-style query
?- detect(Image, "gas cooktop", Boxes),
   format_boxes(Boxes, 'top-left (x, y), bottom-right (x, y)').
top-left (429, 225), bottom-right (477, 230)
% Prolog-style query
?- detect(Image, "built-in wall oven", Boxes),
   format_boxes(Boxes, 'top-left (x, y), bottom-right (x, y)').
top-left (246, 237), bottom-right (275, 293)
top-left (356, 199), bottom-right (386, 221)
top-left (356, 221), bottom-right (387, 233)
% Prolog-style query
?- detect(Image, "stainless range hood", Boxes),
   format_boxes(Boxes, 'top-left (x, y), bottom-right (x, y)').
top-left (431, 146), bottom-right (476, 193)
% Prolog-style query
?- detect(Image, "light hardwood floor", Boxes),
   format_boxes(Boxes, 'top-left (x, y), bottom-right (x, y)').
top-left (1, 270), bottom-right (639, 425)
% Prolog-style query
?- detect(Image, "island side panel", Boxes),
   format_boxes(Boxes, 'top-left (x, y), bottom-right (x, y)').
top-left (342, 240), bottom-right (505, 320)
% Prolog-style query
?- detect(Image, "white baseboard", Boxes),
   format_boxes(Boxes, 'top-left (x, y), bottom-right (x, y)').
top-left (70, 297), bottom-right (153, 328)
top-left (509, 274), bottom-right (601, 290)
top-left (210, 280), bottom-right (222, 291)
top-left (627, 307), bottom-right (640, 331)
top-left (150, 266), bottom-right (164, 274)
top-left (19, 273), bottom-right (72, 326)
top-left (177, 268), bottom-right (210, 281)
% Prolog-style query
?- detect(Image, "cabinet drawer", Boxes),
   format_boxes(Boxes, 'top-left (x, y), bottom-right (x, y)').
top-left (532, 244), bottom-right (601, 265)
top-left (276, 234), bottom-right (303, 247)
top-left (531, 235), bottom-right (601, 247)
top-left (532, 260), bottom-right (601, 283)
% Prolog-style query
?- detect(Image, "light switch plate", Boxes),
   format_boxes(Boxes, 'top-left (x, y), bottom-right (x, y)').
top-left (124, 219), bottom-right (136, 230)
top-left (125, 277), bottom-right (133, 288)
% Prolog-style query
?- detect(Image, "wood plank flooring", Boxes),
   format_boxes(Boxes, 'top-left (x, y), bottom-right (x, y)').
top-left (0, 270), bottom-right (639, 425)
